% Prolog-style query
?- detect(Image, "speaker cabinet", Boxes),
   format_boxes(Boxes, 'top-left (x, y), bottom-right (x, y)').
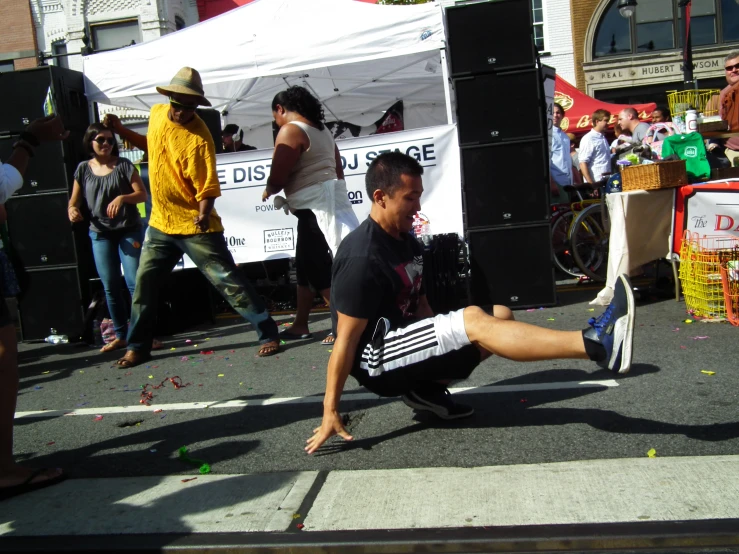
top-left (455, 70), bottom-right (545, 145)
top-left (0, 66), bottom-right (89, 196)
top-left (0, 66), bottom-right (89, 134)
top-left (467, 224), bottom-right (556, 308)
top-left (446, 0), bottom-right (536, 77)
top-left (196, 108), bottom-right (223, 154)
top-left (461, 139), bottom-right (550, 229)
top-left (5, 192), bottom-right (85, 268)
top-left (18, 266), bottom-right (85, 340)
top-left (0, 135), bottom-right (84, 196)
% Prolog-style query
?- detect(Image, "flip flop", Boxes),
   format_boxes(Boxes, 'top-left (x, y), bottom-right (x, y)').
top-left (116, 350), bottom-right (151, 368)
top-left (0, 468), bottom-right (67, 502)
top-left (257, 340), bottom-right (280, 357)
top-left (279, 329), bottom-right (313, 340)
top-left (321, 332), bottom-right (335, 345)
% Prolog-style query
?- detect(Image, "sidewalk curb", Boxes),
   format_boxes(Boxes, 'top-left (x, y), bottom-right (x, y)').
top-left (1, 519), bottom-right (738, 553)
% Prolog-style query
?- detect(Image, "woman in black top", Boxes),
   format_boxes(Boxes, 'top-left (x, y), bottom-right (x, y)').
top-left (69, 123), bottom-right (148, 353)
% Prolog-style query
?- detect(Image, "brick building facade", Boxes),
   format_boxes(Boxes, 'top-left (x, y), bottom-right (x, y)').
top-left (570, 0), bottom-right (738, 105)
top-left (0, 0), bottom-right (39, 72)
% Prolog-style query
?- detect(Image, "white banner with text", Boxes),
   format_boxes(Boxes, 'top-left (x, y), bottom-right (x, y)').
top-left (178, 124), bottom-right (463, 268)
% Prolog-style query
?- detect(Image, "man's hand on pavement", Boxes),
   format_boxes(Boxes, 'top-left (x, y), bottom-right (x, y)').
top-left (26, 115), bottom-right (69, 142)
top-left (305, 410), bottom-right (354, 454)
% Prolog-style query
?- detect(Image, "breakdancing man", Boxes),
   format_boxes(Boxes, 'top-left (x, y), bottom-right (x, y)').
top-left (306, 152), bottom-right (635, 453)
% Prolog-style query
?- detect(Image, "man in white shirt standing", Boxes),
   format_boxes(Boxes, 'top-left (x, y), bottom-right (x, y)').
top-left (579, 109), bottom-right (612, 185)
top-left (550, 103), bottom-right (580, 203)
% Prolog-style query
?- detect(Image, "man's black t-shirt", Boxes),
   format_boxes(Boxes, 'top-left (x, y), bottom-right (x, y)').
top-left (330, 217), bottom-right (424, 382)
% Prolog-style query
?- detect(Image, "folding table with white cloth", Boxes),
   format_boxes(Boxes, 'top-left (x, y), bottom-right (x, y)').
top-left (591, 189), bottom-right (676, 306)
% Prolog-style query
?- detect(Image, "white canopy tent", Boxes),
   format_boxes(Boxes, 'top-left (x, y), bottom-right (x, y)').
top-left (83, 0), bottom-right (453, 147)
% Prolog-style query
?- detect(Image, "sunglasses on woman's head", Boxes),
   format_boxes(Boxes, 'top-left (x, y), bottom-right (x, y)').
top-left (93, 137), bottom-right (116, 145)
top-left (170, 98), bottom-right (198, 112)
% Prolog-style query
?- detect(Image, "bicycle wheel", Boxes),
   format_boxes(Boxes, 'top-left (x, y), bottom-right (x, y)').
top-left (551, 210), bottom-right (583, 278)
top-left (570, 204), bottom-right (609, 282)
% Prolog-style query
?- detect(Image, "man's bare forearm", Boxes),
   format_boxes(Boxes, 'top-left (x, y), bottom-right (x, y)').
top-left (580, 162), bottom-right (594, 184)
top-left (323, 339), bottom-right (355, 412)
top-left (118, 127), bottom-right (148, 152)
top-left (198, 197), bottom-right (216, 216)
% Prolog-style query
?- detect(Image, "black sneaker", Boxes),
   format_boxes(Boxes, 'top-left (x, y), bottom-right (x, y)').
top-left (401, 387), bottom-right (474, 420)
top-left (583, 274), bottom-right (635, 374)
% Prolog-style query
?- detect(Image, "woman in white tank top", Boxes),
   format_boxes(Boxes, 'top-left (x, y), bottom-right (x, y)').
top-left (262, 86), bottom-right (358, 345)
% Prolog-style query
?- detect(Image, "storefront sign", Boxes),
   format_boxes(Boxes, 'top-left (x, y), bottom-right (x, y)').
top-left (587, 56), bottom-right (724, 85)
top-left (178, 124), bottom-right (463, 268)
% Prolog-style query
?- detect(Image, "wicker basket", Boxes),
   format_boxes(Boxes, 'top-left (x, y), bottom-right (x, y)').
top-left (620, 160), bottom-right (688, 191)
top-left (698, 120), bottom-right (729, 133)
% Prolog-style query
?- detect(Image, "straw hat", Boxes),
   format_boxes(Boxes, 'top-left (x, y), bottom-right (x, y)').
top-left (156, 67), bottom-right (211, 106)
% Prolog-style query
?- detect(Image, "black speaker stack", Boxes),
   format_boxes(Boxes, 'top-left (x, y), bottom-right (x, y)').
top-left (0, 66), bottom-right (93, 340)
top-left (446, 0), bottom-right (556, 309)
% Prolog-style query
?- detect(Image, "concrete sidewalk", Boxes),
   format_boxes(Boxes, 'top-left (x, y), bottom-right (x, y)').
top-left (1, 455), bottom-right (737, 541)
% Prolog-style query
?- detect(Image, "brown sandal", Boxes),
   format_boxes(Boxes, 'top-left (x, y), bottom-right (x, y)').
top-left (257, 340), bottom-right (280, 358)
top-left (116, 350), bottom-right (151, 368)
top-left (100, 338), bottom-right (127, 353)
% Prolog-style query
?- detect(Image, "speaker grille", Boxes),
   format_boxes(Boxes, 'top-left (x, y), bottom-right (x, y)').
top-left (467, 224), bottom-right (556, 308)
top-left (455, 70), bottom-right (544, 145)
top-left (461, 139), bottom-right (550, 228)
top-left (446, 0), bottom-right (536, 76)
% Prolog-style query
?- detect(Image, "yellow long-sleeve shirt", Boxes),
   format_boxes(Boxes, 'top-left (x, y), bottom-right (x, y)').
top-left (147, 103), bottom-right (224, 235)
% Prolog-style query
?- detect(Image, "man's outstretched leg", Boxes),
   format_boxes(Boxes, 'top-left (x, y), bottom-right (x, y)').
top-left (464, 274), bottom-right (635, 373)
top-left (397, 276), bottom-right (634, 420)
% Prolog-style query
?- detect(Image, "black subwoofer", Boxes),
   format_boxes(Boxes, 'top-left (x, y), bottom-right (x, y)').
top-left (467, 224), bottom-right (556, 308)
top-left (445, 0), bottom-right (537, 77)
top-left (461, 139), bottom-right (550, 229)
top-left (454, 69), bottom-right (546, 145)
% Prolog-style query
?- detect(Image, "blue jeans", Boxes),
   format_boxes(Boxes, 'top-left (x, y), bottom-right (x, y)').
top-left (127, 226), bottom-right (279, 352)
top-left (89, 227), bottom-right (143, 339)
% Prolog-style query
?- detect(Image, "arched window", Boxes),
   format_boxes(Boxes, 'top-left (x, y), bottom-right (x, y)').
top-left (593, 0), bottom-right (739, 58)
top-left (175, 15), bottom-right (186, 31)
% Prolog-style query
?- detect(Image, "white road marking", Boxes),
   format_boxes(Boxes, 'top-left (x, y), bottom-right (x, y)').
top-left (15, 379), bottom-right (618, 419)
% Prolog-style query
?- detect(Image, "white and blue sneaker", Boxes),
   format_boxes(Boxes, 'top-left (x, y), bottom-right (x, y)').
top-left (583, 274), bottom-right (635, 374)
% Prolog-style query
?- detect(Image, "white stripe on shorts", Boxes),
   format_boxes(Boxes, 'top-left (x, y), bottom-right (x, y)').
top-left (359, 308), bottom-right (471, 377)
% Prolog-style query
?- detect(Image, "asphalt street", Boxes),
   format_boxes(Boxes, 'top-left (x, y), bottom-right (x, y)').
top-left (10, 286), bottom-right (739, 478)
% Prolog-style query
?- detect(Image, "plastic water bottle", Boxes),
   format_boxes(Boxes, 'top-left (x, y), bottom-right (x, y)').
top-left (686, 109), bottom-right (698, 133)
top-left (45, 328), bottom-right (68, 344)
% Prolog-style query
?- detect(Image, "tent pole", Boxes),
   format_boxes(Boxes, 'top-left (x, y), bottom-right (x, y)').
top-left (439, 48), bottom-right (453, 125)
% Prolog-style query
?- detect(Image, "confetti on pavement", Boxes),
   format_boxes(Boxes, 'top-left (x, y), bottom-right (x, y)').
top-left (700, 370), bottom-right (716, 375)
top-left (94, 415), bottom-right (103, 421)
top-left (647, 449), bottom-right (657, 458)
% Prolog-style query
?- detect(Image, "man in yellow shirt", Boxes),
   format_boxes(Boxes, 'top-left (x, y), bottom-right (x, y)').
top-left (105, 67), bottom-right (280, 365)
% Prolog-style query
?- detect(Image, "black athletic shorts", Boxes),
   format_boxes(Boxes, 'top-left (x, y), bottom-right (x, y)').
top-left (294, 209), bottom-right (333, 290)
top-left (351, 344), bottom-right (481, 397)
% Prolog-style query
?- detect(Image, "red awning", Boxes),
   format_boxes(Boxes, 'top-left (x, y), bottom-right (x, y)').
top-left (197, 0), bottom-right (377, 21)
top-left (555, 76), bottom-right (657, 135)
